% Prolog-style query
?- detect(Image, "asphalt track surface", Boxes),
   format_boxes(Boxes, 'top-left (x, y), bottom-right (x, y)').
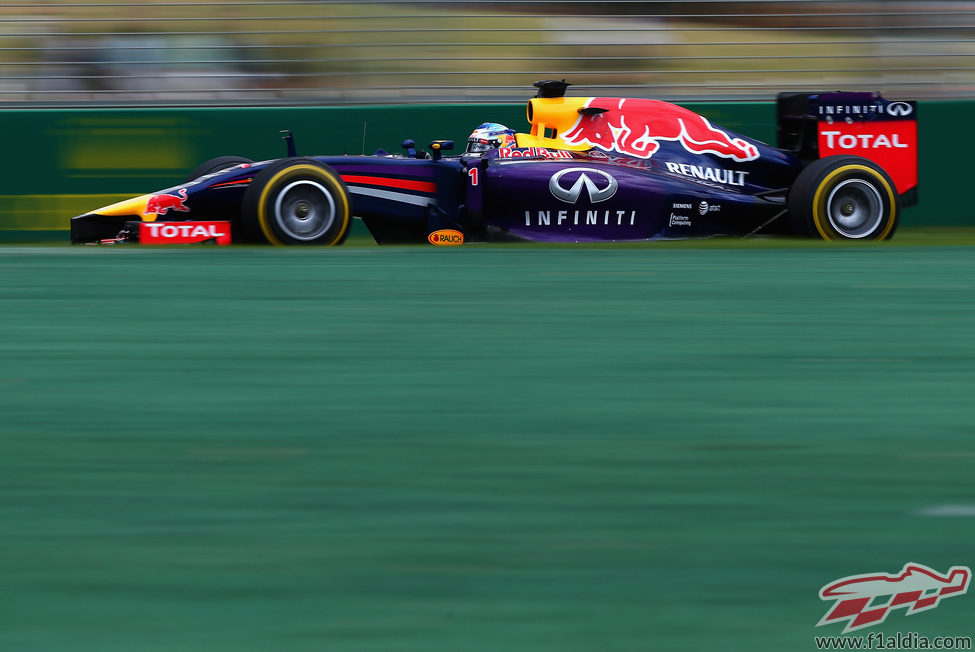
top-left (1, 239), bottom-right (974, 651)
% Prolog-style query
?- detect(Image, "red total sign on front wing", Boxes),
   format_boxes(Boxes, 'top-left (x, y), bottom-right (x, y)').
top-left (139, 221), bottom-right (232, 245)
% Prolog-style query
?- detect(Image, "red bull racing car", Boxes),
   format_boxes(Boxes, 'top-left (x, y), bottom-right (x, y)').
top-left (70, 80), bottom-right (918, 246)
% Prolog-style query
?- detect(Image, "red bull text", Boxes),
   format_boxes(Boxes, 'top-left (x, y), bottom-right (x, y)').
top-left (498, 147), bottom-right (574, 160)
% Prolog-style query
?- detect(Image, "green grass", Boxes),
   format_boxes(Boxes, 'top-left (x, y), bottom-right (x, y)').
top-left (1, 243), bottom-right (973, 651)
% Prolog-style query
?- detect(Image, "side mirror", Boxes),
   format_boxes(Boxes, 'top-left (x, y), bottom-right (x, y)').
top-left (401, 139), bottom-right (417, 158)
top-left (429, 140), bottom-right (454, 161)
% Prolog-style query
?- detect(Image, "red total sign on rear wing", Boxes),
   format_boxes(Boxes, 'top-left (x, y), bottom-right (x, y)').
top-left (777, 92), bottom-right (918, 205)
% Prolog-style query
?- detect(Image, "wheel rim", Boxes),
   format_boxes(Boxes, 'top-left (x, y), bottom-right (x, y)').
top-left (825, 178), bottom-right (884, 238)
top-left (273, 179), bottom-right (336, 241)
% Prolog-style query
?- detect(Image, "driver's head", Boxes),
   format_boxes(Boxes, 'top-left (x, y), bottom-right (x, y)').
top-left (466, 122), bottom-right (516, 155)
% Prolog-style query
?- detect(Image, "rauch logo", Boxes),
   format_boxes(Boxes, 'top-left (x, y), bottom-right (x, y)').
top-left (428, 229), bottom-right (464, 246)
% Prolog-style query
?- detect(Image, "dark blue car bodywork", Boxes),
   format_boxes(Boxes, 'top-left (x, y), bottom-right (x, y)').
top-left (70, 85), bottom-right (917, 245)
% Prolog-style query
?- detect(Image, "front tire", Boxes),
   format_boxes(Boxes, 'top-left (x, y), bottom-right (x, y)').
top-left (787, 156), bottom-right (899, 240)
top-left (241, 158), bottom-right (351, 246)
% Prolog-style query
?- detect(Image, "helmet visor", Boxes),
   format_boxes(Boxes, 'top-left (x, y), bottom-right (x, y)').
top-left (466, 139), bottom-right (492, 154)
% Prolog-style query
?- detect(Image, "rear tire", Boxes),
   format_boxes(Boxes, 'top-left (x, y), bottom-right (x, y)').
top-left (787, 156), bottom-right (899, 240)
top-left (241, 158), bottom-right (351, 246)
top-left (185, 156), bottom-right (254, 183)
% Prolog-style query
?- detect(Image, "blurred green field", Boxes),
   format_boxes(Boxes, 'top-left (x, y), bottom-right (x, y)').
top-left (1, 241), bottom-right (974, 651)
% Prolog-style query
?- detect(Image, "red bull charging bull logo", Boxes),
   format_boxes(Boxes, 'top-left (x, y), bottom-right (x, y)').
top-left (561, 98), bottom-right (760, 162)
top-left (145, 188), bottom-right (190, 216)
top-left (818, 563), bottom-right (970, 633)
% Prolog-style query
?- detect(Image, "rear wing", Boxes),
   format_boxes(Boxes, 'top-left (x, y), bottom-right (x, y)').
top-left (777, 92), bottom-right (918, 206)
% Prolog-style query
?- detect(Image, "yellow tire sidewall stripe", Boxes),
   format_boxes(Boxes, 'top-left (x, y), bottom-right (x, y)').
top-left (256, 164), bottom-right (351, 246)
top-left (811, 164), bottom-right (897, 241)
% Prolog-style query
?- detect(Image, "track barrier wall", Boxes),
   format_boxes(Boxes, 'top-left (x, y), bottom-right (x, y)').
top-left (1, 100), bottom-right (971, 241)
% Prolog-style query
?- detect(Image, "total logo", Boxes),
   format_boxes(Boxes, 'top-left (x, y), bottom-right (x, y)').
top-left (139, 221), bottom-right (232, 245)
top-left (818, 121), bottom-right (917, 193)
top-left (820, 131), bottom-right (909, 149)
top-left (428, 229), bottom-right (464, 246)
top-left (549, 168), bottom-right (618, 204)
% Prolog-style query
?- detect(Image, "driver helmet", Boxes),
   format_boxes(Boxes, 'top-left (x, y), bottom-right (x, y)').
top-left (466, 122), bottom-right (516, 155)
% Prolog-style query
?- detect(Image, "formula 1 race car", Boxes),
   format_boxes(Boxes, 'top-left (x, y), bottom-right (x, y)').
top-left (70, 80), bottom-right (918, 246)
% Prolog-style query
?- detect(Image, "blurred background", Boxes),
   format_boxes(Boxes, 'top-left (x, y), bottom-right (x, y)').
top-left (3, 0), bottom-right (975, 106)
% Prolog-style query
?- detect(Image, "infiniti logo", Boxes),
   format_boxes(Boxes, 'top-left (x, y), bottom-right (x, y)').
top-left (549, 167), bottom-right (618, 204)
top-left (887, 102), bottom-right (913, 117)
